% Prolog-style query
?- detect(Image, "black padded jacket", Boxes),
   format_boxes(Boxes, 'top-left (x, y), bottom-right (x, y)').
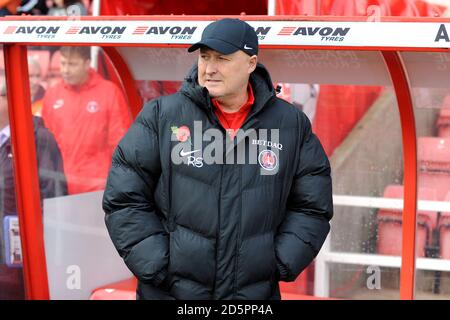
top-left (103, 63), bottom-right (333, 300)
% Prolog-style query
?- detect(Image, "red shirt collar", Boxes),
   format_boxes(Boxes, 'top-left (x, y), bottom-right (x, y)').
top-left (211, 83), bottom-right (254, 115)
top-left (211, 84), bottom-right (254, 139)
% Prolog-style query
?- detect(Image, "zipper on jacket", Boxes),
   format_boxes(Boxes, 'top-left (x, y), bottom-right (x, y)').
top-left (241, 94), bottom-right (276, 130)
top-left (168, 149), bottom-right (175, 232)
top-left (233, 164), bottom-right (243, 298)
top-left (212, 163), bottom-right (224, 299)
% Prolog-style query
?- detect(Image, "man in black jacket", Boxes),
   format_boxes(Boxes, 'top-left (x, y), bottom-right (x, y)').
top-left (103, 18), bottom-right (333, 300)
top-left (0, 83), bottom-right (67, 299)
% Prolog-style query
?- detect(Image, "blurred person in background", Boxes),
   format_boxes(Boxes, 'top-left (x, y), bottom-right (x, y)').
top-left (47, 0), bottom-right (86, 16)
top-left (0, 82), bottom-right (67, 299)
top-left (28, 57), bottom-right (46, 116)
top-left (17, 0), bottom-right (49, 15)
top-left (42, 46), bottom-right (132, 195)
top-left (0, 82), bottom-right (67, 216)
top-left (0, 0), bottom-right (21, 16)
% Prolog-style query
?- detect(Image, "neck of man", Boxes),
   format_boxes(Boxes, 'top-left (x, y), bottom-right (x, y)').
top-left (69, 70), bottom-right (90, 89)
top-left (77, 74), bottom-right (90, 87)
top-left (215, 85), bottom-right (249, 113)
top-left (0, 112), bottom-right (9, 130)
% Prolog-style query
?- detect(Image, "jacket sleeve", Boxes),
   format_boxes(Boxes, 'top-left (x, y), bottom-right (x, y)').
top-left (102, 99), bottom-right (168, 286)
top-left (275, 111), bottom-right (333, 282)
top-left (107, 84), bottom-right (133, 157)
top-left (36, 125), bottom-right (68, 200)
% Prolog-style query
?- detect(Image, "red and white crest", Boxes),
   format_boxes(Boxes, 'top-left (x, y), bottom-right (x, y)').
top-left (86, 101), bottom-right (99, 113)
top-left (258, 150), bottom-right (278, 171)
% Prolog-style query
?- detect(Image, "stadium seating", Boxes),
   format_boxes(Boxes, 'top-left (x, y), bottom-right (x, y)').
top-left (46, 50), bottom-right (62, 89)
top-left (278, 264), bottom-right (312, 296)
top-left (89, 275), bottom-right (324, 300)
top-left (438, 192), bottom-right (450, 260)
top-left (90, 277), bottom-right (137, 300)
top-left (418, 137), bottom-right (450, 201)
top-left (377, 184), bottom-right (439, 257)
top-left (0, 49), bottom-right (3, 70)
top-left (437, 108), bottom-right (450, 138)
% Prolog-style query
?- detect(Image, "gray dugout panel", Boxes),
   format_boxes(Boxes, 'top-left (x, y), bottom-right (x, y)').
top-left (117, 47), bottom-right (450, 89)
top-left (117, 47), bottom-right (391, 86)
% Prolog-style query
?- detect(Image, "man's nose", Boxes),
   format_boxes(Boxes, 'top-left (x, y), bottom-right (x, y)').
top-left (60, 64), bottom-right (68, 74)
top-left (205, 60), bottom-right (218, 75)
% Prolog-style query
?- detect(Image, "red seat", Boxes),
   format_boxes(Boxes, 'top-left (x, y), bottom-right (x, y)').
top-left (442, 94), bottom-right (450, 109)
top-left (89, 275), bottom-right (323, 300)
top-left (279, 264), bottom-right (313, 296)
top-left (438, 192), bottom-right (450, 260)
top-left (437, 108), bottom-right (450, 138)
top-left (88, 275), bottom-right (335, 300)
top-left (281, 292), bottom-right (335, 300)
top-left (418, 137), bottom-right (450, 201)
top-left (0, 49), bottom-right (4, 70)
top-left (49, 50), bottom-right (61, 72)
top-left (135, 80), bottom-right (182, 103)
top-left (377, 184), bottom-right (439, 257)
top-left (46, 50), bottom-right (62, 89)
top-left (90, 277), bottom-right (137, 300)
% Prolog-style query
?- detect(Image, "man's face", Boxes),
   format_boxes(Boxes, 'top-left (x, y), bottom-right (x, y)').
top-left (197, 47), bottom-right (257, 100)
top-left (54, 0), bottom-right (64, 8)
top-left (28, 63), bottom-right (42, 97)
top-left (60, 53), bottom-right (90, 86)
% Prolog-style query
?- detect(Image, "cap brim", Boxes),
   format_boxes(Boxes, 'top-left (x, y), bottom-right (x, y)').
top-left (188, 38), bottom-right (239, 54)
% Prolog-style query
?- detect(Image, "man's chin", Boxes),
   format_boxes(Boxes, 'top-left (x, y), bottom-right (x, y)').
top-left (63, 79), bottom-right (77, 86)
top-left (206, 89), bottom-right (223, 99)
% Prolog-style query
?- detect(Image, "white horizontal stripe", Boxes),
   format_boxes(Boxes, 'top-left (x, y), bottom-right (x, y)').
top-left (0, 20), bottom-right (450, 48)
top-left (333, 195), bottom-right (450, 213)
top-left (323, 252), bottom-right (450, 271)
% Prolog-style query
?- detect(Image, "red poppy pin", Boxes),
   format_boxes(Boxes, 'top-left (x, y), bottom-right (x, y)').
top-left (171, 125), bottom-right (191, 143)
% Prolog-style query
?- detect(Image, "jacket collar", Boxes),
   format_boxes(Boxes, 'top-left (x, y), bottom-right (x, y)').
top-left (0, 125), bottom-right (10, 148)
top-left (180, 62), bottom-right (276, 120)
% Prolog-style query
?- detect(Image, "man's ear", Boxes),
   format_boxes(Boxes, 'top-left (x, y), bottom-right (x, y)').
top-left (84, 59), bottom-right (91, 70)
top-left (248, 55), bottom-right (257, 74)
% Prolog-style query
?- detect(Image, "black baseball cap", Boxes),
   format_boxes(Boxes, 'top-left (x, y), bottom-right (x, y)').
top-left (188, 18), bottom-right (258, 56)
